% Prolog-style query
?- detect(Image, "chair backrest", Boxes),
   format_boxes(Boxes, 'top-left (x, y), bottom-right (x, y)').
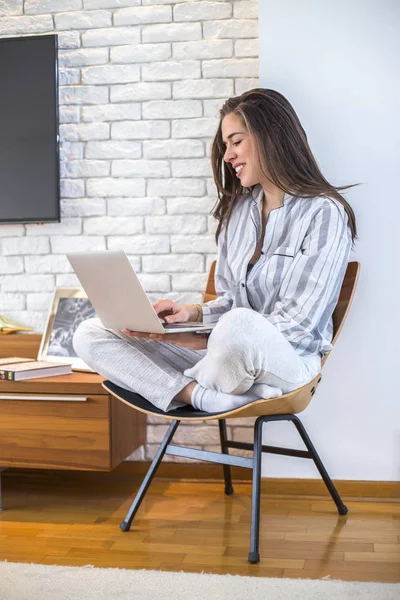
top-left (330, 262), bottom-right (360, 344)
top-left (203, 261), bottom-right (217, 303)
top-left (203, 260), bottom-right (360, 364)
top-left (322, 260), bottom-right (360, 365)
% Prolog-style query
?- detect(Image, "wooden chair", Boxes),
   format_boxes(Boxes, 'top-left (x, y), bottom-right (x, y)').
top-left (102, 261), bottom-right (360, 563)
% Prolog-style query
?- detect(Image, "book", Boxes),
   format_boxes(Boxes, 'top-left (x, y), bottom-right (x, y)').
top-left (0, 360), bottom-right (72, 381)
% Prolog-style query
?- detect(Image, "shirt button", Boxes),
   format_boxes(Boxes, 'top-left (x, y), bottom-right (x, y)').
top-left (241, 283), bottom-right (245, 287)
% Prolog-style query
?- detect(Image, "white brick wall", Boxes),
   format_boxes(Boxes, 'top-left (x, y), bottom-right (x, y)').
top-left (0, 0), bottom-right (259, 462)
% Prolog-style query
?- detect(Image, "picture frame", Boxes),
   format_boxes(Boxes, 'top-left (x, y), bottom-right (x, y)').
top-left (38, 287), bottom-right (97, 372)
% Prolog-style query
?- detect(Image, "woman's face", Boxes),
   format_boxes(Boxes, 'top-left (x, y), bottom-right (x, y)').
top-left (221, 112), bottom-right (266, 189)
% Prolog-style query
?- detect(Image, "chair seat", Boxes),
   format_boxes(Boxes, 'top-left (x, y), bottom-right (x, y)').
top-left (102, 374), bottom-right (321, 422)
top-left (102, 380), bottom-right (231, 420)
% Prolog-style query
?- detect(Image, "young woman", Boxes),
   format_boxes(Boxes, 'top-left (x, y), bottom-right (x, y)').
top-left (73, 89), bottom-right (357, 414)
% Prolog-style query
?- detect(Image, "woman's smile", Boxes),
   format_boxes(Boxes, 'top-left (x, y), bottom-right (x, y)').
top-left (234, 163), bottom-right (246, 178)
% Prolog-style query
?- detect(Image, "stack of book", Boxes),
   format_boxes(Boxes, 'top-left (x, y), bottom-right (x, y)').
top-left (0, 357), bottom-right (72, 381)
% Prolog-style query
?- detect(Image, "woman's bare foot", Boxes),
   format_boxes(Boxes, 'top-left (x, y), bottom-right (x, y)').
top-left (173, 381), bottom-right (196, 405)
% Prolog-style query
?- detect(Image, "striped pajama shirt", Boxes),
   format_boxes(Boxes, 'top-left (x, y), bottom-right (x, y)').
top-left (202, 185), bottom-right (352, 357)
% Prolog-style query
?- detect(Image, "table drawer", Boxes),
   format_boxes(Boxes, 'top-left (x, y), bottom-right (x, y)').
top-left (0, 394), bottom-right (111, 470)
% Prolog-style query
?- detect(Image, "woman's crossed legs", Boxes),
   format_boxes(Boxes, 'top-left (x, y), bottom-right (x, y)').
top-left (73, 308), bottom-right (320, 413)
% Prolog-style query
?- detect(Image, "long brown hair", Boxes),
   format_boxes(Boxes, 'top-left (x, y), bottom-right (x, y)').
top-left (211, 89), bottom-right (357, 242)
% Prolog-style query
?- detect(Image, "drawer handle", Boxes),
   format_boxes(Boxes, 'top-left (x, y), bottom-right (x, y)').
top-left (0, 395), bottom-right (88, 402)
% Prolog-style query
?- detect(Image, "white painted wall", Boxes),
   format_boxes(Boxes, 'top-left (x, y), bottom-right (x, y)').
top-left (259, 0), bottom-right (400, 480)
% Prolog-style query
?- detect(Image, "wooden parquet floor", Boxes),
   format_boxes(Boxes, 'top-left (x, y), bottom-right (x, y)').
top-left (0, 470), bottom-right (399, 583)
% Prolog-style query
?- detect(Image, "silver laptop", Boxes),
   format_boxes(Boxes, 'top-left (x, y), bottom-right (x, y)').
top-left (66, 251), bottom-right (215, 335)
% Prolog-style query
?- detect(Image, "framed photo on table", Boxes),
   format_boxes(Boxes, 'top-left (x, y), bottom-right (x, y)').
top-left (38, 288), bottom-right (97, 372)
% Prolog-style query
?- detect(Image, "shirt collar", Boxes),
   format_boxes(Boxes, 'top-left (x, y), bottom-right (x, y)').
top-left (250, 184), bottom-right (290, 208)
top-left (250, 184), bottom-right (264, 206)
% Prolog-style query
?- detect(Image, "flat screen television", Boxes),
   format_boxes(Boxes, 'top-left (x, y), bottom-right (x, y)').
top-left (0, 34), bottom-right (60, 224)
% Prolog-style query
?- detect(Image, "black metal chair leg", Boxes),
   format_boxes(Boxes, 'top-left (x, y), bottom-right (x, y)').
top-left (248, 416), bottom-right (264, 563)
top-left (120, 420), bottom-right (180, 532)
top-left (218, 419), bottom-right (234, 495)
top-left (291, 416), bottom-right (348, 515)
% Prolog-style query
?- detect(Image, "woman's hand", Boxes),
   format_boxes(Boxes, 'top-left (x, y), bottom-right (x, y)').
top-left (121, 329), bottom-right (209, 350)
top-left (121, 299), bottom-right (207, 349)
top-left (152, 299), bottom-right (199, 324)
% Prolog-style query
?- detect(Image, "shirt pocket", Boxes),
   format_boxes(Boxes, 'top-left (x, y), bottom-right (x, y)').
top-left (266, 246), bottom-right (296, 283)
top-left (272, 246), bottom-right (296, 258)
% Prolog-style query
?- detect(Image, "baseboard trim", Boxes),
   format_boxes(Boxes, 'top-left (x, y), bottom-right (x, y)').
top-left (4, 462), bottom-right (399, 500)
top-left (119, 462), bottom-right (399, 499)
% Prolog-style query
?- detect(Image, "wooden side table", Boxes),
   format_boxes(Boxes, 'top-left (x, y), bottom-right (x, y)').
top-left (0, 335), bottom-right (147, 509)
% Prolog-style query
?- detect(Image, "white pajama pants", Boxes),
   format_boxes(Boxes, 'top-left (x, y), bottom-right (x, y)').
top-left (73, 307), bottom-right (321, 412)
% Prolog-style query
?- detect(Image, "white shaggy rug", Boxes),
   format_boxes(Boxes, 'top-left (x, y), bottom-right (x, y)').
top-left (0, 561), bottom-right (398, 600)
